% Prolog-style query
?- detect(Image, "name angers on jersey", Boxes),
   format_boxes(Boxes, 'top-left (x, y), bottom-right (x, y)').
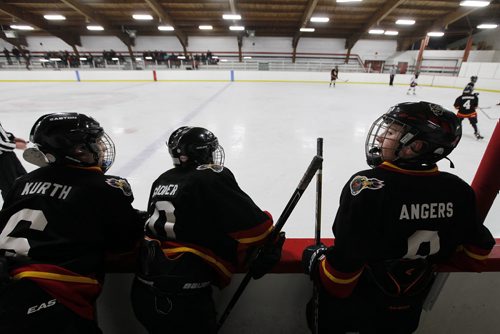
top-left (152, 184), bottom-right (178, 197)
top-left (400, 202), bottom-right (453, 220)
top-left (21, 182), bottom-right (72, 200)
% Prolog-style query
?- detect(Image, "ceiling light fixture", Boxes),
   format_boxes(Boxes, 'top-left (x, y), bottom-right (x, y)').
top-left (337, 0), bottom-right (363, 2)
top-left (300, 28), bottom-right (315, 32)
top-left (132, 14), bottom-right (153, 20)
top-left (384, 31), bottom-right (399, 35)
top-left (427, 31), bottom-right (444, 37)
top-left (199, 25), bottom-right (213, 30)
top-left (477, 23), bottom-right (498, 29)
top-left (369, 29), bottom-right (384, 34)
top-left (310, 17), bottom-right (329, 23)
top-left (229, 26), bottom-right (245, 31)
top-left (158, 25), bottom-right (174, 31)
top-left (44, 14), bottom-right (66, 21)
top-left (10, 25), bottom-right (34, 30)
top-left (223, 14), bottom-right (241, 20)
top-left (87, 25), bottom-right (104, 31)
top-left (459, 1), bottom-right (490, 7)
top-left (396, 19), bottom-right (415, 25)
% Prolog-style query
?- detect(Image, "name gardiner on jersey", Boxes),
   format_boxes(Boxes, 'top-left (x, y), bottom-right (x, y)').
top-left (152, 184), bottom-right (178, 197)
top-left (21, 182), bottom-right (72, 200)
top-left (399, 202), bottom-right (453, 220)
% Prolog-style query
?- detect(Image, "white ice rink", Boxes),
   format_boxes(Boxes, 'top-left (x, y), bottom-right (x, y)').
top-left (2, 80), bottom-right (500, 334)
top-left (1, 81), bottom-right (498, 236)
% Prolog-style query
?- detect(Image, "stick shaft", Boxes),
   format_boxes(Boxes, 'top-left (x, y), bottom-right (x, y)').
top-left (216, 154), bottom-right (323, 331)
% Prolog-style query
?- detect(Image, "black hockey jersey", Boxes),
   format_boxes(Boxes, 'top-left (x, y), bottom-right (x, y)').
top-left (143, 164), bottom-right (273, 287)
top-left (454, 94), bottom-right (478, 118)
top-left (317, 162), bottom-right (494, 298)
top-left (0, 165), bottom-right (143, 318)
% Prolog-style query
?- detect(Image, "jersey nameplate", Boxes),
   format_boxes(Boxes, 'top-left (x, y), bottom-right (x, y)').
top-left (21, 182), bottom-right (72, 200)
top-left (399, 202), bottom-right (453, 220)
top-left (350, 175), bottom-right (384, 196)
top-left (152, 184), bottom-right (178, 197)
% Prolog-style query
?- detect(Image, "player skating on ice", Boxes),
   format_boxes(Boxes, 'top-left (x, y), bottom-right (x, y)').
top-left (463, 75), bottom-right (478, 94)
top-left (407, 72), bottom-right (419, 95)
top-left (131, 126), bottom-right (285, 334)
top-left (330, 66), bottom-right (339, 87)
top-left (454, 90), bottom-right (484, 139)
top-left (302, 101), bottom-right (494, 334)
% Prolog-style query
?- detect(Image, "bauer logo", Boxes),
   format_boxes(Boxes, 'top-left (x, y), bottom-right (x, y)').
top-left (105, 178), bottom-right (132, 196)
top-left (350, 175), bottom-right (384, 196)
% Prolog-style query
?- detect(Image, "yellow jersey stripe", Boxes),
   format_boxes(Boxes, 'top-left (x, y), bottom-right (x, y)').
top-left (164, 247), bottom-right (232, 278)
top-left (321, 260), bottom-right (363, 284)
top-left (13, 271), bottom-right (99, 284)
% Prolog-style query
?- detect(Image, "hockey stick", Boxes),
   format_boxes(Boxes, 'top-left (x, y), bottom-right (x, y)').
top-left (479, 107), bottom-right (500, 120)
top-left (216, 154), bottom-right (323, 332)
top-left (312, 138), bottom-right (323, 334)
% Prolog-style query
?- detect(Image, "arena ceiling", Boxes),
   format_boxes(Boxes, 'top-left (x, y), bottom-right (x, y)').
top-left (0, 0), bottom-right (499, 53)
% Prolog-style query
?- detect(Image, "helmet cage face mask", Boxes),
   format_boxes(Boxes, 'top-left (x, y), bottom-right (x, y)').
top-left (365, 115), bottom-right (416, 168)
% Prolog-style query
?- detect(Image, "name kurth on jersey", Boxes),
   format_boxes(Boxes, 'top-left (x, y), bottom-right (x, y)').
top-left (21, 182), bottom-right (72, 200)
top-left (399, 202), bottom-right (453, 220)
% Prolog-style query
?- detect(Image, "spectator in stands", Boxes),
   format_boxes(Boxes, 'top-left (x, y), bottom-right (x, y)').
top-left (3, 48), bottom-right (12, 65)
top-left (302, 101), bottom-right (494, 334)
top-left (0, 121), bottom-right (27, 199)
top-left (11, 46), bottom-right (20, 63)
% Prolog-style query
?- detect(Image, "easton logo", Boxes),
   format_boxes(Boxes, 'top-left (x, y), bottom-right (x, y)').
top-left (350, 175), bottom-right (384, 196)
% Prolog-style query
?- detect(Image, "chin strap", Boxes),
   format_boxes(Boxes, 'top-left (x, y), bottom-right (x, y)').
top-left (444, 156), bottom-right (455, 168)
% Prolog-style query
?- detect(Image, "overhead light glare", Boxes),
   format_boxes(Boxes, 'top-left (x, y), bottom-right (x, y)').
top-left (477, 23), bottom-right (497, 29)
top-left (49, 58), bottom-right (62, 61)
top-left (459, 1), bottom-right (490, 7)
top-left (44, 14), bottom-right (66, 21)
top-left (337, 0), bottom-right (363, 2)
top-left (223, 14), bottom-right (241, 20)
top-left (300, 28), bottom-right (315, 32)
top-left (199, 25), bottom-right (213, 30)
top-left (427, 31), bottom-right (444, 37)
top-left (132, 14), bottom-right (153, 20)
top-left (10, 25), bottom-right (34, 30)
top-left (396, 19), bottom-right (415, 25)
top-left (158, 25), bottom-right (174, 31)
top-left (229, 25), bottom-right (245, 31)
top-left (79, 57), bottom-right (87, 61)
top-left (310, 17), bottom-right (329, 23)
top-left (244, 56), bottom-right (252, 59)
top-left (384, 30), bottom-right (399, 35)
top-left (87, 25), bottom-right (104, 31)
top-left (369, 29), bottom-right (384, 34)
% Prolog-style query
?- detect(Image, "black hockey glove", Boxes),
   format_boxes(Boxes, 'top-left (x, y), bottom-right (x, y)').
top-left (302, 244), bottom-right (328, 279)
top-left (249, 232), bottom-right (286, 280)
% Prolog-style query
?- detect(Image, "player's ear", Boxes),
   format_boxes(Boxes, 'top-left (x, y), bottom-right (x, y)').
top-left (401, 140), bottom-right (425, 158)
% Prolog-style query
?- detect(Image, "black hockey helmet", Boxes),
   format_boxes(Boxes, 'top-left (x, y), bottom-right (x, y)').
top-left (28, 112), bottom-right (115, 172)
top-left (470, 75), bottom-right (478, 83)
top-left (366, 101), bottom-right (462, 168)
top-left (167, 126), bottom-right (224, 167)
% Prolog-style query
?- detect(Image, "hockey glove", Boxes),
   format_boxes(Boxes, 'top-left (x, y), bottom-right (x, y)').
top-left (249, 232), bottom-right (286, 280)
top-left (302, 244), bottom-right (328, 278)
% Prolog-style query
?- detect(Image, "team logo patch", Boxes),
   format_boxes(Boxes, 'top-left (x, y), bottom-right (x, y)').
top-left (350, 175), bottom-right (384, 196)
top-left (105, 178), bottom-right (132, 196)
top-left (196, 164), bottom-right (224, 173)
